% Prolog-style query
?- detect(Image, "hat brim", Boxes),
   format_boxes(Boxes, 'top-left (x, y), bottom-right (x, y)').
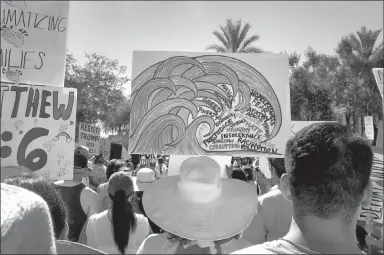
top-left (143, 176), bottom-right (258, 241)
top-left (135, 180), bottom-right (154, 191)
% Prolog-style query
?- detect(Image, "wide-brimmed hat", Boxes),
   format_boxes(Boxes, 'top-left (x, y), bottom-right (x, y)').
top-left (108, 171), bottom-right (134, 196)
top-left (135, 168), bottom-right (156, 191)
top-left (143, 156), bottom-right (258, 241)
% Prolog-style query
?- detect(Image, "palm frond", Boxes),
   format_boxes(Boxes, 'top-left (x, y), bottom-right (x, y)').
top-left (212, 31), bottom-right (230, 50)
top-left (240, 46), bottom-right (264, 53)
top-left (238, 35), bottom-right (260, 52)
top-left (237, 23), bottom-right (251, 50)
top-left (220, 25), bottom-right (232, 50)
top-left (205, 44), bottom-right (229, 53)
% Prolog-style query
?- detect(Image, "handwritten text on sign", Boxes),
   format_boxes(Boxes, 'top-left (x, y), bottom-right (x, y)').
top-left (359, 153), bottom-right (384, 224)
top-left (0, 1), bottom-right (69, 87)
top-left (0, 84), bottom-right (77, 180)
top-left (78, 123), bottom-right (100, 155)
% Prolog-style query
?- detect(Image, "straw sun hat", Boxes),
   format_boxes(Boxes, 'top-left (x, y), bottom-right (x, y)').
top-left (143, 156), bottom-right (258, 241)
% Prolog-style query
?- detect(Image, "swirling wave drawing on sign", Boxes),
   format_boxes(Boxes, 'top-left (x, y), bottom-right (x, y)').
top-left (129, 55), bottom-right (284, 156)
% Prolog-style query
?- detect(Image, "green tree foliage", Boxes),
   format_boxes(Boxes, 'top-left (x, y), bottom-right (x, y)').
top-left (290, 48), bottom-right (334, 121)
top-left (64, 51), bottom-right (130, 135)
top-left (335, 26), bottom-right (383, 120)
top-left (206, 19), bottom-right (263, 53)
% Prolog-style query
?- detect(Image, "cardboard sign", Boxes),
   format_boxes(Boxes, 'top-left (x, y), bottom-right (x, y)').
top-left (99, 137), bottom-right (110, 159)
top-left (373, 68), bottom-right (383, 98)
top-left (359, 153), bottom-right (384, 224)
top-left (129, 51), bottom-right (291, 157)
top-left (78, 123), bottom-right (100, 155)
top-left (0, 84), bottom-right (77, 180)
top-left (291, 121), bottom-right (336, 136)
top-left (1, 1), bottom-right (69, 87)
top-left (168, 155), bottom-right (232, 178)
top-left (364, 116), bottom-right (375, 141)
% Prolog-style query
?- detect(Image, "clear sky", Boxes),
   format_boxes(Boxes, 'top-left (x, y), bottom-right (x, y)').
top-left (66, 1), bottom-right (383, 95)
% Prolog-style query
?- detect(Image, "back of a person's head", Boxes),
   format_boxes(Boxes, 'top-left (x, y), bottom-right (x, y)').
top-left (106, 159), bottom-right (126, 180)
top-left (243, 167), bottom-right (254, 182)
top-left (231, 169), bottom-right (247, 182)
top-left (108, 172), bottom-right (136, 254)
top-left (3, 172), bottom-right (68, 239)
top-left (285, 122), bottom-right (373, 222)
top-left (267, 158), bottom-right (286, 178)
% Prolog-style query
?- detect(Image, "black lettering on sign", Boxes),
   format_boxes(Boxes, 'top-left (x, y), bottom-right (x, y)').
top-left (1, 8), bottom-right (67, 33)
top-left (0, 49), bottom-right (46, 70)
top-left (10, 86), bottom-right (28, 117)
top-left (53, 91), bottom-right (74, 120)
top-left (8, 87), bottom-right (74, 120)
top-left (17, 127), bottom-right (49, 171)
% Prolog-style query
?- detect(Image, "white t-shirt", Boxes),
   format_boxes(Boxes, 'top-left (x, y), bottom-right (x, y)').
top-left (86, 210), bottom-right (150, 254)
top-left (137, 233), bottom-right (253, 254)
top-left (97, 183), bottom-right (110, 211)
top-left (241, 186), bottom-right (292, 245)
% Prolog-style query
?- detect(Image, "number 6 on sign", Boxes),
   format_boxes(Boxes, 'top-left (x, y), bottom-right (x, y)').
top-left (17, 127), bottom-right (49, 171)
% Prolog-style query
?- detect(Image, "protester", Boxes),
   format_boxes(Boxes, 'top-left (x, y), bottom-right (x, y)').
top-left (137, 156), bottom-right (257, 254)
top-left (54, 145), bottom-right (100, 242)
top-left (3, 173), bottom-right (69, 240)
top-left (86, 171), bottom-right (150, 254)
top-left (241, 158), bottom-right (292, 245)
top-left (97, 159), bottom-right (127, 211)
top-left (132, 168), bottom-right (162, 234)
top-left (233, 122), bottom-right (373, 254)
top-left (89, 154), bottom-right (107, 191)
top-left (1, 183), bottom-right (57, 254)
top-left (231, 168), bottom-right (248, 182)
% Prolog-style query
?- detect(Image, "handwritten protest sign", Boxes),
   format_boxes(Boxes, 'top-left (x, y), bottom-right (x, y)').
top-left (1, 1), bottom-right (69, 87)
top-left (168, 155), bottom-right (232, 178)
top-left (0, 83), bottom-right (77, 180)
top-left (99, 138), bottom-right (110, 159)
top-left (364, 116), bottom-right (374, 141)
top-left (373, 68), bottom-right (383, 98)
top-left (78, 123), bottom-right (100, 155)
top-left (359, 153), bottom-right (384, 225)
top-left (129, 51), bottom-right (290, 157)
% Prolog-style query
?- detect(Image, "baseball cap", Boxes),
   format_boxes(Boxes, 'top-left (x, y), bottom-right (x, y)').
top-left (108, 172), bottom-right (134, 196)
top-left (74, 146), bottom-right (89, 169)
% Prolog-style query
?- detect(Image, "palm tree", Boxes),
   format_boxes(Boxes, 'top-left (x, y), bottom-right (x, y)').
top-left (336, 26), bottom-right (383, 75)
top-left (206, 19), bottom-right (263, 53)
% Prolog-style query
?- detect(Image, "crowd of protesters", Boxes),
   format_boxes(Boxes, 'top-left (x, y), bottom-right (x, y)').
top-left (1, 122), bottom-right (382, 254)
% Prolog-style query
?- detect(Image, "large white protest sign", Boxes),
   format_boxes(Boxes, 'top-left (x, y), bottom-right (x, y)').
top-left (168, 155), bottom-right (232, 178)
top-left (359, 153), bottom-right (384, 225)
top-left (1, 1), bottom-right (69, 87)
top-left (0, 84), bottom-right (77, 180)
top-left (364, 116), bottom-right (374, 141)
top-left (129, 51), bottom-right (290, 158)
top-left (373, 68), bottom-right (383, 98)
top-left (78, 123), bottom-right (100, 155)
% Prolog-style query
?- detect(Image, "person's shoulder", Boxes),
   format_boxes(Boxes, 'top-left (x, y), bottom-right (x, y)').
top-left (83, 186), bottom-right (98, 196)
top-left (89, 210), bottom-right (108, 222)
top-left (259, 188), bottom-right (283, 203)
top-left (135, 213), bottom-right (149, 223)
top-left (231, 240), bottom-right (297, 254)
top-left (231, 244), bottom-right (275, 254)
